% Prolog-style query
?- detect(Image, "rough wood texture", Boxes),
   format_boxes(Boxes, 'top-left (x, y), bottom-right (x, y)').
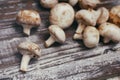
top-left (0, 0), bottom-right (120, 80)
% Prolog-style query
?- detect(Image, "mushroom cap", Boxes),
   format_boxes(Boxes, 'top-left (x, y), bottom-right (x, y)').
top-left (69, 0), bottom-right (78, 6)
top-left (16, 10), bottom-right (41, 27)
top-left (49, 3), bottom-right (75, 29)
top-left (18, 41), bottom-right (41, 58)
top-left (40, 0), bottom-right (58, 8)
top-left (97, 7), bottom-right (109, 24)
top-left (78, 0), bottom-right (100, 9)
top-left (110, 5), bottom-right (120, 25)
top-left (49, 25), bottom-right (66, 43)
top-left (83, 26), bottom-right (99, 48)
top-left (98, 22), bottom-right (120, 42)
top-left (75, 9), bottom-right (99, 26)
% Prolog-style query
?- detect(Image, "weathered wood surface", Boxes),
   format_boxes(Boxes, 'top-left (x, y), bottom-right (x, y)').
top-left (0, 0), bottom-right (120, 80)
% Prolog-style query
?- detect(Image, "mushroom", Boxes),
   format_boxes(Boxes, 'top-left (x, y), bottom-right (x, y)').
top-left (98, 22), bottom-right (120, 43)
top-left (78, 0), bottom-right (100, 9)
top-left (73, 7), bottom-right (109, 40)
top-left (69, 0), bottom-right (78, 6)
top-left (110, 5), bottom-right (120, 26)
top-left (49, 3), bottom-right (75, 29)
top-left (16, 10), bottom-right (41, 36)
top-left (59, 0), bottom-right (78, 6)
top-left (76, 9), bottom-right (100, 26)
top-left (68, 0), bottom-right (78, 6)
top-left (73, 9), bottom-right (100, 39)
top-left (40, 0), bottom-right (58, 9)
top-left (45, 25), bottom-right (66, 47)
top-left (97, 7), bottom-right (109, 24)
top-left (18, 41), bottom-right (41, 72)
top-left (83, 26), bottom-right (99, 48)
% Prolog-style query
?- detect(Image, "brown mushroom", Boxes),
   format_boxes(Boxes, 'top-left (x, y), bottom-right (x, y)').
top-left (18, 41), bottom-right (41, 72)
top-left (110, 5), bottom-right (120, 26)
top-left (16, 10), bottom-right (41, 35)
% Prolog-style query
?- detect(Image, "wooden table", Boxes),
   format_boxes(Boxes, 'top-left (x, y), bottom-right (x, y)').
top-left (0, 0), bottom-right (120, 80)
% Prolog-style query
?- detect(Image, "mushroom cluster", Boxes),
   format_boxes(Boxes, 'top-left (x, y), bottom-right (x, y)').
top-left (73, 7), bottom-right (110, 48)
top-left (75, 4), bottom-right (120, 48)
top-left (16, 9), bottom-right (42, 72)
top-left (15, 0), bottom-right (120, 72)
top-left (45, 3), bottom-right (75, 47)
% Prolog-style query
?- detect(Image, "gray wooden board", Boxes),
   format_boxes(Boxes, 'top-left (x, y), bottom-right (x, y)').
top-left (0, 0), bottom-right (120, 80)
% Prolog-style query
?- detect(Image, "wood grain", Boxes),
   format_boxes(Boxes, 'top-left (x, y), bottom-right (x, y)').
top-left (0, 0), bottom-right (120, 80)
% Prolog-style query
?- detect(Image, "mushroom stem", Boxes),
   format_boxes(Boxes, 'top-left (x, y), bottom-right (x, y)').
top-left (23, 24), bottom-right (32, 36)
top-left (20, 54), bottom-right (31, 72)
top-left (45, 36), bottom-right (55, 47)
top-left (73, 23), bottom-right (85, 40)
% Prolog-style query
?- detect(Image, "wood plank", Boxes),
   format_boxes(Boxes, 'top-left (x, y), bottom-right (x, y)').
top-left (1, 44), bottom-right (120, 80)
top-left (0, 0), bottom-right (120, 80)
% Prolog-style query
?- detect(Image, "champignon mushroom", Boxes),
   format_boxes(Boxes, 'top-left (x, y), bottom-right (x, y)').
top-left (75, 9), bottom-right (100, 26)
top-left (68, 0), bottom-right (78, 6)
top-left (40, 0), bottom-right (58, 8)
top-left (98, 22), bottom-right (120, 43)
top-left (73, 9), bottom-right (100, 39)
top-left (18, 41), bottom-right (41, 72)
top-left (49, 3), bottom-right (75, 29)
top-left (45, 25), bottom-right (66, 47)
top-left (16, 10), bottom-right (41, 36)
top-left (110, 5), bottom-right (120, 25)
top-left (59, 0), bottom-right (78, 6)
top-left (78, 0), bottom-right (100, 9)
top-left (97, 7), bottom-right (109, 24)
top-left (83, 26), bottom-right (99, 48)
